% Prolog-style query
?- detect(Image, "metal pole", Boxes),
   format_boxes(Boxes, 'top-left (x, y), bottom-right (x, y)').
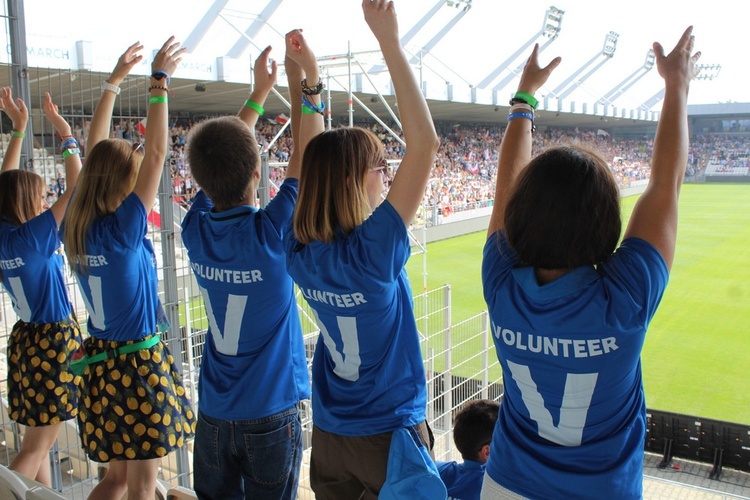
top-left (347, 41), bottom-right (354, 127)
top-left (7, 0), bottom-right (34, 170)
top-left (158, 161), bottom-right (190, 487)
top-left (326, 68), bottom-right (332, 130)
top-left (259, 151), bottom-right (270, 208)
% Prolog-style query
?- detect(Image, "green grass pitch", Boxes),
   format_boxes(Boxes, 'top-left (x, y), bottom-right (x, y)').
top-left (406, 184), bottom-right (750, 425)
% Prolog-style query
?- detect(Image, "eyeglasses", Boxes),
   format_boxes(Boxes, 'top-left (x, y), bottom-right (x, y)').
top-left (127, 142), bottom-right (144, 162)
top-left (369, 159), bottom-right (388, 175)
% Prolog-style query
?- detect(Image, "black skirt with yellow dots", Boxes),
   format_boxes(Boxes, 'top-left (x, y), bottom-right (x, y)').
top-left (77, 333), bottom-right (197, 463)
top-left (7, 316), bottom-right (82, 426)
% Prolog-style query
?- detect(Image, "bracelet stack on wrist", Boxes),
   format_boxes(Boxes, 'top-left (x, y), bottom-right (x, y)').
top-left (509, 90), bottom-right (539, 109)
top-left (59, 137), bottom-right (79, 153)
top-left (301, 95), bottom-right (325, 116)
top-left (301, 78), bottom-right (325, 96)
top-left (62, 147), bottom-right (81, 158)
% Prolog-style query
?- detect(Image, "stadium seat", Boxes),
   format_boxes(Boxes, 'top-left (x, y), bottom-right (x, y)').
top-left (0, 464), bottom-right (27, 500)
top-left (25, 485), bottom-right (66, 499)
top-left (166, 485), bottom-right (198, 500)
top-left (96, 462), bottom-right (169, 500)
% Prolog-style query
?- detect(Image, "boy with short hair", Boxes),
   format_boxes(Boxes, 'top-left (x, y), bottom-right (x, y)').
top-left (438, 399), bottom-right (500, 500)
top-left (181, 45), bottom-right (310, 499)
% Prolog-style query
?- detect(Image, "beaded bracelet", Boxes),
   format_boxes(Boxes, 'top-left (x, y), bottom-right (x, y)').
top-left (149, 95), bottom-right (168, 104)
top-left (301, 78), bottom-right (325, 96)
top-left (62, 147), bottom-right (80, 158)
top-left (148, 85), bottom-right (169, 93)
top-left (11, 130), bottom-right (25, 139)
top-left (244, 99), bottom-right (265, 116)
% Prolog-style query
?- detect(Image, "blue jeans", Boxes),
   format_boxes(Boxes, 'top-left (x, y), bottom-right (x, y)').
top-left (193, 407), bottom-right (302, 500)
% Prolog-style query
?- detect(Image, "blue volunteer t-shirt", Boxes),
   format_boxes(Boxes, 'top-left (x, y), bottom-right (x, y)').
top-left (181, 179), bottom-right (310, 420)
top-left (284, 200), bottom-right (427, 436)
top-left (0, 211), bottom-right (71, 323)
top-left (437, 459), bottom-right (485, 500)
top-left (481, 231), bottom-right (668, 499)
top-left (68, 193), bottom-right (158, 341)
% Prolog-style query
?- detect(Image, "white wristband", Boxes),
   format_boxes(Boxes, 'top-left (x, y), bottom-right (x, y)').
top-left (509, 103), bottom-right (534, 115)
top-left (101, 81), bottom-right (121, 95)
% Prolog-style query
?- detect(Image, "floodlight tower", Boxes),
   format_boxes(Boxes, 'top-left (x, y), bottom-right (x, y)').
top-left (550, 31), bottom-right (619, 100)
top-left (639, 63), bottom-right (721, 110)
top-left (476, 6), bottom-right (564, 91)
top-left (598, 49), bottom-right (655, 105)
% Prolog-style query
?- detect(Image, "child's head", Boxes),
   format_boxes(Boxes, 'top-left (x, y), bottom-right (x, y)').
top-left (0, 169), bottom-right (46, 225)
top-left (186, 116), bottom-right (260, 211)
top-left (294, 127), bottom-right (386, 244)
top-left (453, 399), bottom-right (500, 463)
top-left (504, 145), bottom-right (621, 269)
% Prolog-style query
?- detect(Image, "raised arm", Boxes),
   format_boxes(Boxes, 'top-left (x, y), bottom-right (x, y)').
top-left (623, 26), bottom-right (700, 270)
top-left (87, 41), bottom-right (144, 150)
top-left (133, 36), bottom-right (185, 211)
top-left (283, 36), bottom-right (305, 180)
top-left (285, 29), bottom-right (324, 166)
top-left (486, 44), bottom-right (561, 239)
top-left (364, 0), bottom-right (440, 225)
top-left (238, 45), bottom-right (277, 132)
top-left (42, 93), bottom-right (81, 225)
top-left (0, 87), bottom-right (28, 173)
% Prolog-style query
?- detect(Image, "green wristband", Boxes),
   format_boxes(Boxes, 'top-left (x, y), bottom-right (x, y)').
top-left (11, 130), bottom-right (25, 139)
top-left (62, 147), bottom-right (80, 158)
top-left (513, 91), bottom-right (538, 109)
top-left (149, 95), bottom-right (168, 105)
top-left (244, 99), bottom-right (265, 116)
top-left (301, 105), bottom-right (318, 115)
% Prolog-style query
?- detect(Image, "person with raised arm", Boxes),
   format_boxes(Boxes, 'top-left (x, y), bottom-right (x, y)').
top-left (283, 1), bottom-right (441, 497)
top-left (0, 88), bottom-right (82, 487)
top-left (61, 39), bottom-right (196, 500)
top-left (480, 29), bottom-right (700, 499)
top-left (181, 43), bottom-right (310, 500)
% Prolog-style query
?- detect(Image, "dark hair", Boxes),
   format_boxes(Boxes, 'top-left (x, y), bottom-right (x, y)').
top-left (504, 145), bottom-right (621, 269)
top-left (0, 170), bottom-right (45, 227)
top-left (453, 399), bottom-right (500, 461)
top-left (186, 116), bottom-right (259, 210)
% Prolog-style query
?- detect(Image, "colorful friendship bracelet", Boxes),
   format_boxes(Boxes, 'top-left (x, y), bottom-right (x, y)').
top-left (301, 78), bottom-right (325, 96)
top-left (301, 95), bottom-right (325, 116)
top-left (244, 99), bottom-right (265, 116)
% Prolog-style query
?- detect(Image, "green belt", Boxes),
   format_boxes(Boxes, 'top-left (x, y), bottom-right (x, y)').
top-left (86, 334), bottom-right (160, 364)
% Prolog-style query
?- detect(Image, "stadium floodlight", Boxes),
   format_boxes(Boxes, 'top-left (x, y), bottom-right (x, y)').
top-left (543, 6), bottom-right (565, 38)
top-left (602, 31), bottom-right (619, 58)
top-left (644, 49), bottom-right (656, 70)
top-left (694, 64), bottom-right (721, 80)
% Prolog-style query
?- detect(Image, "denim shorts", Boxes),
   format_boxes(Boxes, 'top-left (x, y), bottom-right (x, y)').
top-left (193, 406), bottom-right (302, 500)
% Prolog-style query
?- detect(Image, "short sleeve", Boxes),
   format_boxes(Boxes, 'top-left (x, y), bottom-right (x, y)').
top-left (482, 230), bottom-right (517, 305)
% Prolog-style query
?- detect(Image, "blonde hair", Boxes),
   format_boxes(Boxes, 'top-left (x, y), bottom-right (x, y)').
top-left (63, 139), bottom-right (142, 274)
top-left (294, 127), bottom-right (384, 244)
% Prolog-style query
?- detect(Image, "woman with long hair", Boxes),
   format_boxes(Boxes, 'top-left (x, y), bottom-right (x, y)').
top-left (62, 38), bottom-right (195, 500)
top-left (0, 87), bottom-right (82, 486)
top-left (481, 29), bottom-right (700, 498)
top-left (283, 1), bottom-right (440, 497)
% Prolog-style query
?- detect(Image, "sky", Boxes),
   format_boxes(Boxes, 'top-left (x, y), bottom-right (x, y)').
top-left (13, 0), bottom-right (749, 111)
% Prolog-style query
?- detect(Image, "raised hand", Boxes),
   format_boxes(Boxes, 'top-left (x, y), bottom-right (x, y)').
top-left (109, 41), bottom-right (144, 85)
top-left (0, 87), bottom-right (28, 131)
top-left (362, 0), bottom-right (399, 46)
top-left (254, 45), bottom-right (277, 97)
top-left (42, 92), bottom-right (72, 137)
top-left (285, 29), bottom-right (318, 76)
top-left (654, 26), bottom-right (701, 93)
top-left (517, 44), bottom-right (562, 96)
top-left (153, 36), bottom-right (186, 78)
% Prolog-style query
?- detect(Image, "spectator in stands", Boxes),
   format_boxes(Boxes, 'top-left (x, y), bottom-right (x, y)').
top-left (283, 1), bottom-right (440, 497)
top-left (181, 44), bottom-right (310, 499)
top-left (438, 399), bottom-right (500, 500)
top-left (481, 28), bottom-right (700, 498)
top-left (61, 39), bottom-right (196, 500)
top-left (0, 88), bottom-right (82, 487)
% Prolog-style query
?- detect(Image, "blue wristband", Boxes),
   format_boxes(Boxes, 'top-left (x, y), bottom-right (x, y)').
top-left (151, 70), bottom-right (171, 86)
